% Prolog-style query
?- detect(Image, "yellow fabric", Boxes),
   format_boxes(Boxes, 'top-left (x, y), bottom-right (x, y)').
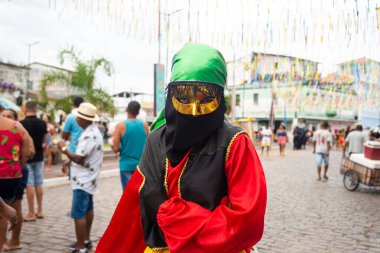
top-left (144, 247), bottom-right (248, 253)
top-left (144, 247), bottom-right (170, 253)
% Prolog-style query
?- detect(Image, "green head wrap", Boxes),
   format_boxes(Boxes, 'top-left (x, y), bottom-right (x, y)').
top-left (170, 43), bottom-right (227, 87)
top-left (150, 43), bottom-right (227, 131)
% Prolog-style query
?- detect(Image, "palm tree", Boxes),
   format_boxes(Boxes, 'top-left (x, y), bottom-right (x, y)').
top-left (39, 46), bottom-right (116, 116)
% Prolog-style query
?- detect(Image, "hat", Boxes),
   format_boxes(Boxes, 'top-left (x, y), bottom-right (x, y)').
top-left (76, 102), bottom-right (100, 122)
top-left (0, 98), bottom-right (20, 111)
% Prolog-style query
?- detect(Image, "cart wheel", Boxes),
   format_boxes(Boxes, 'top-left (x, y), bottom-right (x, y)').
top-left (343, 170), bottom-right (359, 191)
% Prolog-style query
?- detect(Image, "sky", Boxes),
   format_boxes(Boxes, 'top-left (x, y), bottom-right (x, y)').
top-left (1, 0), bottom-right (380, 95)
top-left (0, 0), bottom-right (157, 95)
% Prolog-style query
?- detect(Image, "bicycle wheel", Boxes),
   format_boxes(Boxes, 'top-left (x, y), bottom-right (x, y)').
top-left (343, 169), bottom-right (360, 191)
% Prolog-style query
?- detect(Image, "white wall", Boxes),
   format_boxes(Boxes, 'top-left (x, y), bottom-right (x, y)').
top-left (29, 63), bottom-right (71, 99)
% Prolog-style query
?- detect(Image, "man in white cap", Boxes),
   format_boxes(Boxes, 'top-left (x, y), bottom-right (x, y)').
top-left (58, 102), bottom-right (103, 253)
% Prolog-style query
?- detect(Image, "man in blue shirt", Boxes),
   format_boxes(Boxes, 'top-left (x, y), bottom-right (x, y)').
top-left (112, 101), bottom-right (149, 190)
top-left (61, 96), bottom-right (84, 175)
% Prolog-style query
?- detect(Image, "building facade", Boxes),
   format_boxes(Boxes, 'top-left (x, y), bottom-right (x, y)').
top-left (112, 91), bottom-right (154, 122)
top-left (337, 58), bottom-right (380, 128)
top-left (28, 62), bottom-right (72, 100)
top-left (0, 61), bottom-right (72, 102)
top-left (227, 52), bottom-right (357, 132)
top-left (0, 62), bottom-right (28, 103)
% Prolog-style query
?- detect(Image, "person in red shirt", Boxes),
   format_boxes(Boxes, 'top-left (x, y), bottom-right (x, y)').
top-left (96, 43), bottom-right (267, 253)
top-left (0, 104), bottom-right (34, 252)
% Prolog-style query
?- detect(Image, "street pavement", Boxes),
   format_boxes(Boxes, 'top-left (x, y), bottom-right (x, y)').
top-left (7, 145), bottom-right (380, 253)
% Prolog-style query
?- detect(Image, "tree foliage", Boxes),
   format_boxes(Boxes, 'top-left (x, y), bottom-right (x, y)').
top-left (39, 46), bottom-right (115, 116)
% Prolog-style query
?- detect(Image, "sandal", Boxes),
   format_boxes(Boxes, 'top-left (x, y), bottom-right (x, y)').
top-left (35, 213), bottom-right (44, 219)
top-left (3, 244), bottom-right (23, 252)
top-left (23, 216), bottom-right (36, 222)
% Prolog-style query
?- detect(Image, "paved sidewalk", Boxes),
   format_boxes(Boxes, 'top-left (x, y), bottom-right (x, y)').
top-left (7, 147), bottom-right (380, 252)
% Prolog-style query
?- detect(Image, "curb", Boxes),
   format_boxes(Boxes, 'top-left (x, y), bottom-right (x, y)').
top-left (44, 169), bottom-right (119, 188)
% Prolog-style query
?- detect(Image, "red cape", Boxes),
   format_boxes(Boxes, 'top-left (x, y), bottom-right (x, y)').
top-left (96, 134), bottom-right (267, 253)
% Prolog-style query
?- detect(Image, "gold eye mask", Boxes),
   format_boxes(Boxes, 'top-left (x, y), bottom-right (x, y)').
top-left (170, 83), bottom-right (221, 116)
top-left (172, 96), bottom-right (219, 116)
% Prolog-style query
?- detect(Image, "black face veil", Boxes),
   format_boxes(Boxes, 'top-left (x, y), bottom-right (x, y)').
top-left (164, 84), bottom-right (226, 165)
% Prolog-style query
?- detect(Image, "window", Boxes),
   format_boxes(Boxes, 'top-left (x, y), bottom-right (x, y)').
top-left (236, 94), bottom-right (240, 106)
top-left (253, 93), bottom-right (258, 105)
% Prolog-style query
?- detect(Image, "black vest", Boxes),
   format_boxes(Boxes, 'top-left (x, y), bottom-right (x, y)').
top-left (139, 120), bottom-right (245, 249)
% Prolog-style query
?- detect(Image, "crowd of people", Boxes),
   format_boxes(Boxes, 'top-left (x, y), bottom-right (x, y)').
top-left (0, 91), bottom-right (149, 253)
top-left (311, 121), bottom-right (380, 181)
top-left (0, 96), bottom-right (112, 253)
top-left (255, 120), bottom-right (377, 182)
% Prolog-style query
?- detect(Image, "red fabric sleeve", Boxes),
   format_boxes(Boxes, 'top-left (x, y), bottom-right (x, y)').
top-left (95, 170), bottom-right (146, 253)
top-left (157, 134), bottom-right (267, 253)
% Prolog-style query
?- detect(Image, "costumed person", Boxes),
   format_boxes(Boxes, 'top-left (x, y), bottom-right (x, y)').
top-left (96, 43), bottom-right (267, 253)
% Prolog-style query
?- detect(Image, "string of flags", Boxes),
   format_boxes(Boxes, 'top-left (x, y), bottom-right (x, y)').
top-left (56, 0), bottom-right (380, 61)
top-left (53, 0), bottom-right (380, 110)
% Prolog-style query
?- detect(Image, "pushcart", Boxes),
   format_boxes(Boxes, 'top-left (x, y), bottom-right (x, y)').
top-left (340, 156), bottom-right (380, 191)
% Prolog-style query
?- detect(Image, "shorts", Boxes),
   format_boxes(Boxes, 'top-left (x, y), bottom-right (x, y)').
top-left (277, 136), bottom-right (287, 145)
top-left (15, 167), bottom-right (28, 200)
top-left (46, 134), bottom-right (52, 146)
top-left (120, 171), bottom-right (134, 191)
top-left (0, 178), bottom-right (22, 202)
top-left (26, 161), bottom-right (44, 186)
top-left (261, 137), bottom-right (271, 147)
top-left (316, 153), bottom-right (329, 166)
top-left (71, 189), bottom-right (94, 219)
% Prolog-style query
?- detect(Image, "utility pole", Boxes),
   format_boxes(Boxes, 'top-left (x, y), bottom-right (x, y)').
top-left (24, 41), bottom-right (39, 99)
top-left (231, 52), bottom-right (236, 122)
top-left (160, 9), bottom-right (183, 84)
top-left (270, 90), bottom-right (277, 130)
top-left (158, 0), bottom-right (161, 63)
top-left (284, 97), bottom-right (287, 128)
top-left (188, 0), bottom-right (191, 41)
top-left (154, 7), bottom-right (182, 116)
top-left (242, 80), bottom-right (246, 118)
